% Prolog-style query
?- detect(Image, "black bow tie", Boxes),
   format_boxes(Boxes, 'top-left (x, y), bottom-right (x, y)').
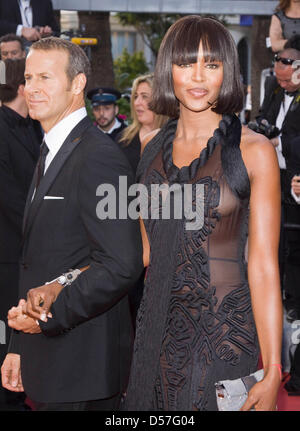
top-left (285, 90), bottom-right (298, 97)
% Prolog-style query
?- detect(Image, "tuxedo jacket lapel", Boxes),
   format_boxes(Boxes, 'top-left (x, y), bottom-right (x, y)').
top-left (30, 0), bottom-right (40, 26)
top-left (12, 0), bottom-right (22, 22)
top-left (270, 88), bottom-right (284, 124)
top-left (22, 116), bottom-right (91, 238)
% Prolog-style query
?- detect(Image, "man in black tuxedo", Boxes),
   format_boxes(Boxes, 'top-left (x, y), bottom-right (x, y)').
top-left (1, 37), bottom-right (143, 410)
top-left (0, 58), bottom-right (41, 409)
top-left (0, 0), bottom-right (59, 42)
top-left (258, 36), bottom-right (300, 395)
top-left (258, 36), bottom-right (300, 287)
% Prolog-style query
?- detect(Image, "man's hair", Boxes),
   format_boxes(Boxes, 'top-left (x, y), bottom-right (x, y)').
top-left (0, 58), bottom-right (26, 103)
top-left (284, 35), bottom-right (300, 53)
top-left (0, 33), bottom-right (24, 51)
top-left (150, 15), bottom-right (244, 118)
top-left (30, 37), bottom-right (91, 93)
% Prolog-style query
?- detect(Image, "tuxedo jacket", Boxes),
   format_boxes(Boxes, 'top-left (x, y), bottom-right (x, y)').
top-left (258, 75), bottom-right (300, 153)
top-left (0, 0), bottom-right (59, 36)
top-left (9, 116), bottom-right (144, 403)
top-left (259, 75), bottom-right (300, 202)
top-left (0, 105), bottom-right (41, 263)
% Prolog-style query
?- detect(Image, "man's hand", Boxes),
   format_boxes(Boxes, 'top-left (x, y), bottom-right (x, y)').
top-left (25, 281), bottom-right (63, 322)
top-left (291, 175), bottom-right (300, 197)
top-left (21, 27), bottom-right (41, 41)
top-left (1, 354), bottom-right (24, 392)
top-left (39, 26), bottom-right (52, 37)
top-left (8, 299), bottom-right (41, 334)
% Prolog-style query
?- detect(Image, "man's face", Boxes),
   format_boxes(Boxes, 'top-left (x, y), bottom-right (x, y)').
top-left (275, 61), bottom-right (300, 93)
top-left (93, 104), bottom-right (118, 131)
top-left (0, 40), bottom-right (25, 60)
top-left (24, 49), bottom-right (77, 132)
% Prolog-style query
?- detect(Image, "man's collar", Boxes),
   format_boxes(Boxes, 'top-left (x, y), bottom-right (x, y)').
top-left (285, 90), bottom-right (299, 97)
top-left (44, 107), bottom-right (87, 157)
top-left (98, 117), bottom-right (121, 135)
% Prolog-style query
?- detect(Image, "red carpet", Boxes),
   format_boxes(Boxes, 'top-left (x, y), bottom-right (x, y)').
top-left (277, 374), bottom-right (300, 411)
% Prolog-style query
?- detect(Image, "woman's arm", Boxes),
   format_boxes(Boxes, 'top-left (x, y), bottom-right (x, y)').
top-left (269, 14), bottom-right (287, 52)
top-left (139, 218), bottom-right (150, 267)
top-left (240, 129), bottom-right (283, 411)
top-left (138, 129), bottom-right (161, 268)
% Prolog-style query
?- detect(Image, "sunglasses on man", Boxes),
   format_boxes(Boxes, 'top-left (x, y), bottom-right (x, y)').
top-left (274, 54), bottom-right (295, 66)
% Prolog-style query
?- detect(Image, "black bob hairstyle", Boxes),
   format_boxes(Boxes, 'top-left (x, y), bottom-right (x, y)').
top-left (150, 15), bottom-right (244, 118)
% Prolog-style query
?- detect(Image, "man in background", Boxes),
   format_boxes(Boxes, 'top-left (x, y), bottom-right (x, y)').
top-left (0, 34), bottom-right (25, 60)
top-left (0, 58), bottom-right (41, 410)
top-left (88, 87), bottom-right (127, 141)
top-left (0, 0), bottom-right (59, 42)
top-left (258, 35), bottom-right (300, 396)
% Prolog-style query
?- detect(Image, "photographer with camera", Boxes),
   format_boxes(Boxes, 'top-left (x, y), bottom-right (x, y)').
top-left (254, 35), bottom-right (300, 396)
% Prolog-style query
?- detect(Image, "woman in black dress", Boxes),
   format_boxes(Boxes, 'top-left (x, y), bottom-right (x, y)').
top-left (124, 16), bottom-right (282, 411)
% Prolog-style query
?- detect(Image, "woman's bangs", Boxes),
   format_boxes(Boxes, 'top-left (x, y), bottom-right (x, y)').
top-left (171, 21), bottom-right (224, 65)
top-left (171, 25), bottom-right (200, 65)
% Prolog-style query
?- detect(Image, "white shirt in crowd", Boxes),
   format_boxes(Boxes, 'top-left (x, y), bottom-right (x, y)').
top-left (97, 117), bottom-right (121, 135)
top-left (16, 0), bottom-right (33, 36)
top-left (275, 92), bottom-right (294, 170)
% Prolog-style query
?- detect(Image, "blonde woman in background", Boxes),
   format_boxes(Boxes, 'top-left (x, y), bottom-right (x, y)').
top-left (118, 73), bottom-right (168, 174)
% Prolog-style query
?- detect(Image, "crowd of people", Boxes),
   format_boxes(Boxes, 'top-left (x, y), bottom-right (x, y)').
top-left (0, 0), bottom-right (299, 412)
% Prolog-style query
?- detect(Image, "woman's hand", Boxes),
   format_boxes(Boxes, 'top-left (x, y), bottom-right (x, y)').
top-left (240, 369), bottom-right (281, 411)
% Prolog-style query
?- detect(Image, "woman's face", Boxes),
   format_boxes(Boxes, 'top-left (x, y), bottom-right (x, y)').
top-left (133, 82), bottom-right (155, 126)
top-left (172, 43), bottom-right (224, 114)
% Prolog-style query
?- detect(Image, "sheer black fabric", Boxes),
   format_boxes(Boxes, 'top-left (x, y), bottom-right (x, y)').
top-left (124, 114), bottom-right (259, 411)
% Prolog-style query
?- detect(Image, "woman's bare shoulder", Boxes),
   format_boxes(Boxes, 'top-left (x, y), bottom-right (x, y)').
top-left (240, 125), bottom-right (278, 178)
top-left (141, 128), bottom-right (161, 154)
top-left (241, 125), bottom-right (274, 154)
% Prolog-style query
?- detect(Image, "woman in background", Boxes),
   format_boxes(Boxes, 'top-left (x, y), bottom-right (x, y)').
top-left (270, 0), bottom-right (300, 52)
top-left (118, 73), bottom-right (168, 174)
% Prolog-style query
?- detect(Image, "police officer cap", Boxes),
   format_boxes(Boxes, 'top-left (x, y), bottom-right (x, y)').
top-left (87, 87), bottom-right (121, 107)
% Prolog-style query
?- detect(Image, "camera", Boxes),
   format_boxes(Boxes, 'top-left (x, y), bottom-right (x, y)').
top-left (248, 118), bottom-right (280, 139)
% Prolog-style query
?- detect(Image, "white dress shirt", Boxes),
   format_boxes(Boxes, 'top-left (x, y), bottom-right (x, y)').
top-left (97, 117), bottom-right (121, 135)
top-left (291, 187), bottom-right (300, 204)
top-left (44, 107), bottom-right (87, 173)
top-left (16, 0), bottom-right (33, 36)
top-left (275, 93), bottom-right (294, 170)
top-left (31, 108), bottom-right (87, 202)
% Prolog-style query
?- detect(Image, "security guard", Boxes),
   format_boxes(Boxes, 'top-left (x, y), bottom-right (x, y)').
top-left (87, 87), bottom-right (127, 141)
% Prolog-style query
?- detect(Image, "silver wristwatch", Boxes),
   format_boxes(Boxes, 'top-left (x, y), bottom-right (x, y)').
top-left (47, 268), bottom-right (82, 286)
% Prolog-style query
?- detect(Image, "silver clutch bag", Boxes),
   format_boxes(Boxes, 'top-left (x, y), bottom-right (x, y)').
top-left (215, 369), bottom-right (264, 411)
